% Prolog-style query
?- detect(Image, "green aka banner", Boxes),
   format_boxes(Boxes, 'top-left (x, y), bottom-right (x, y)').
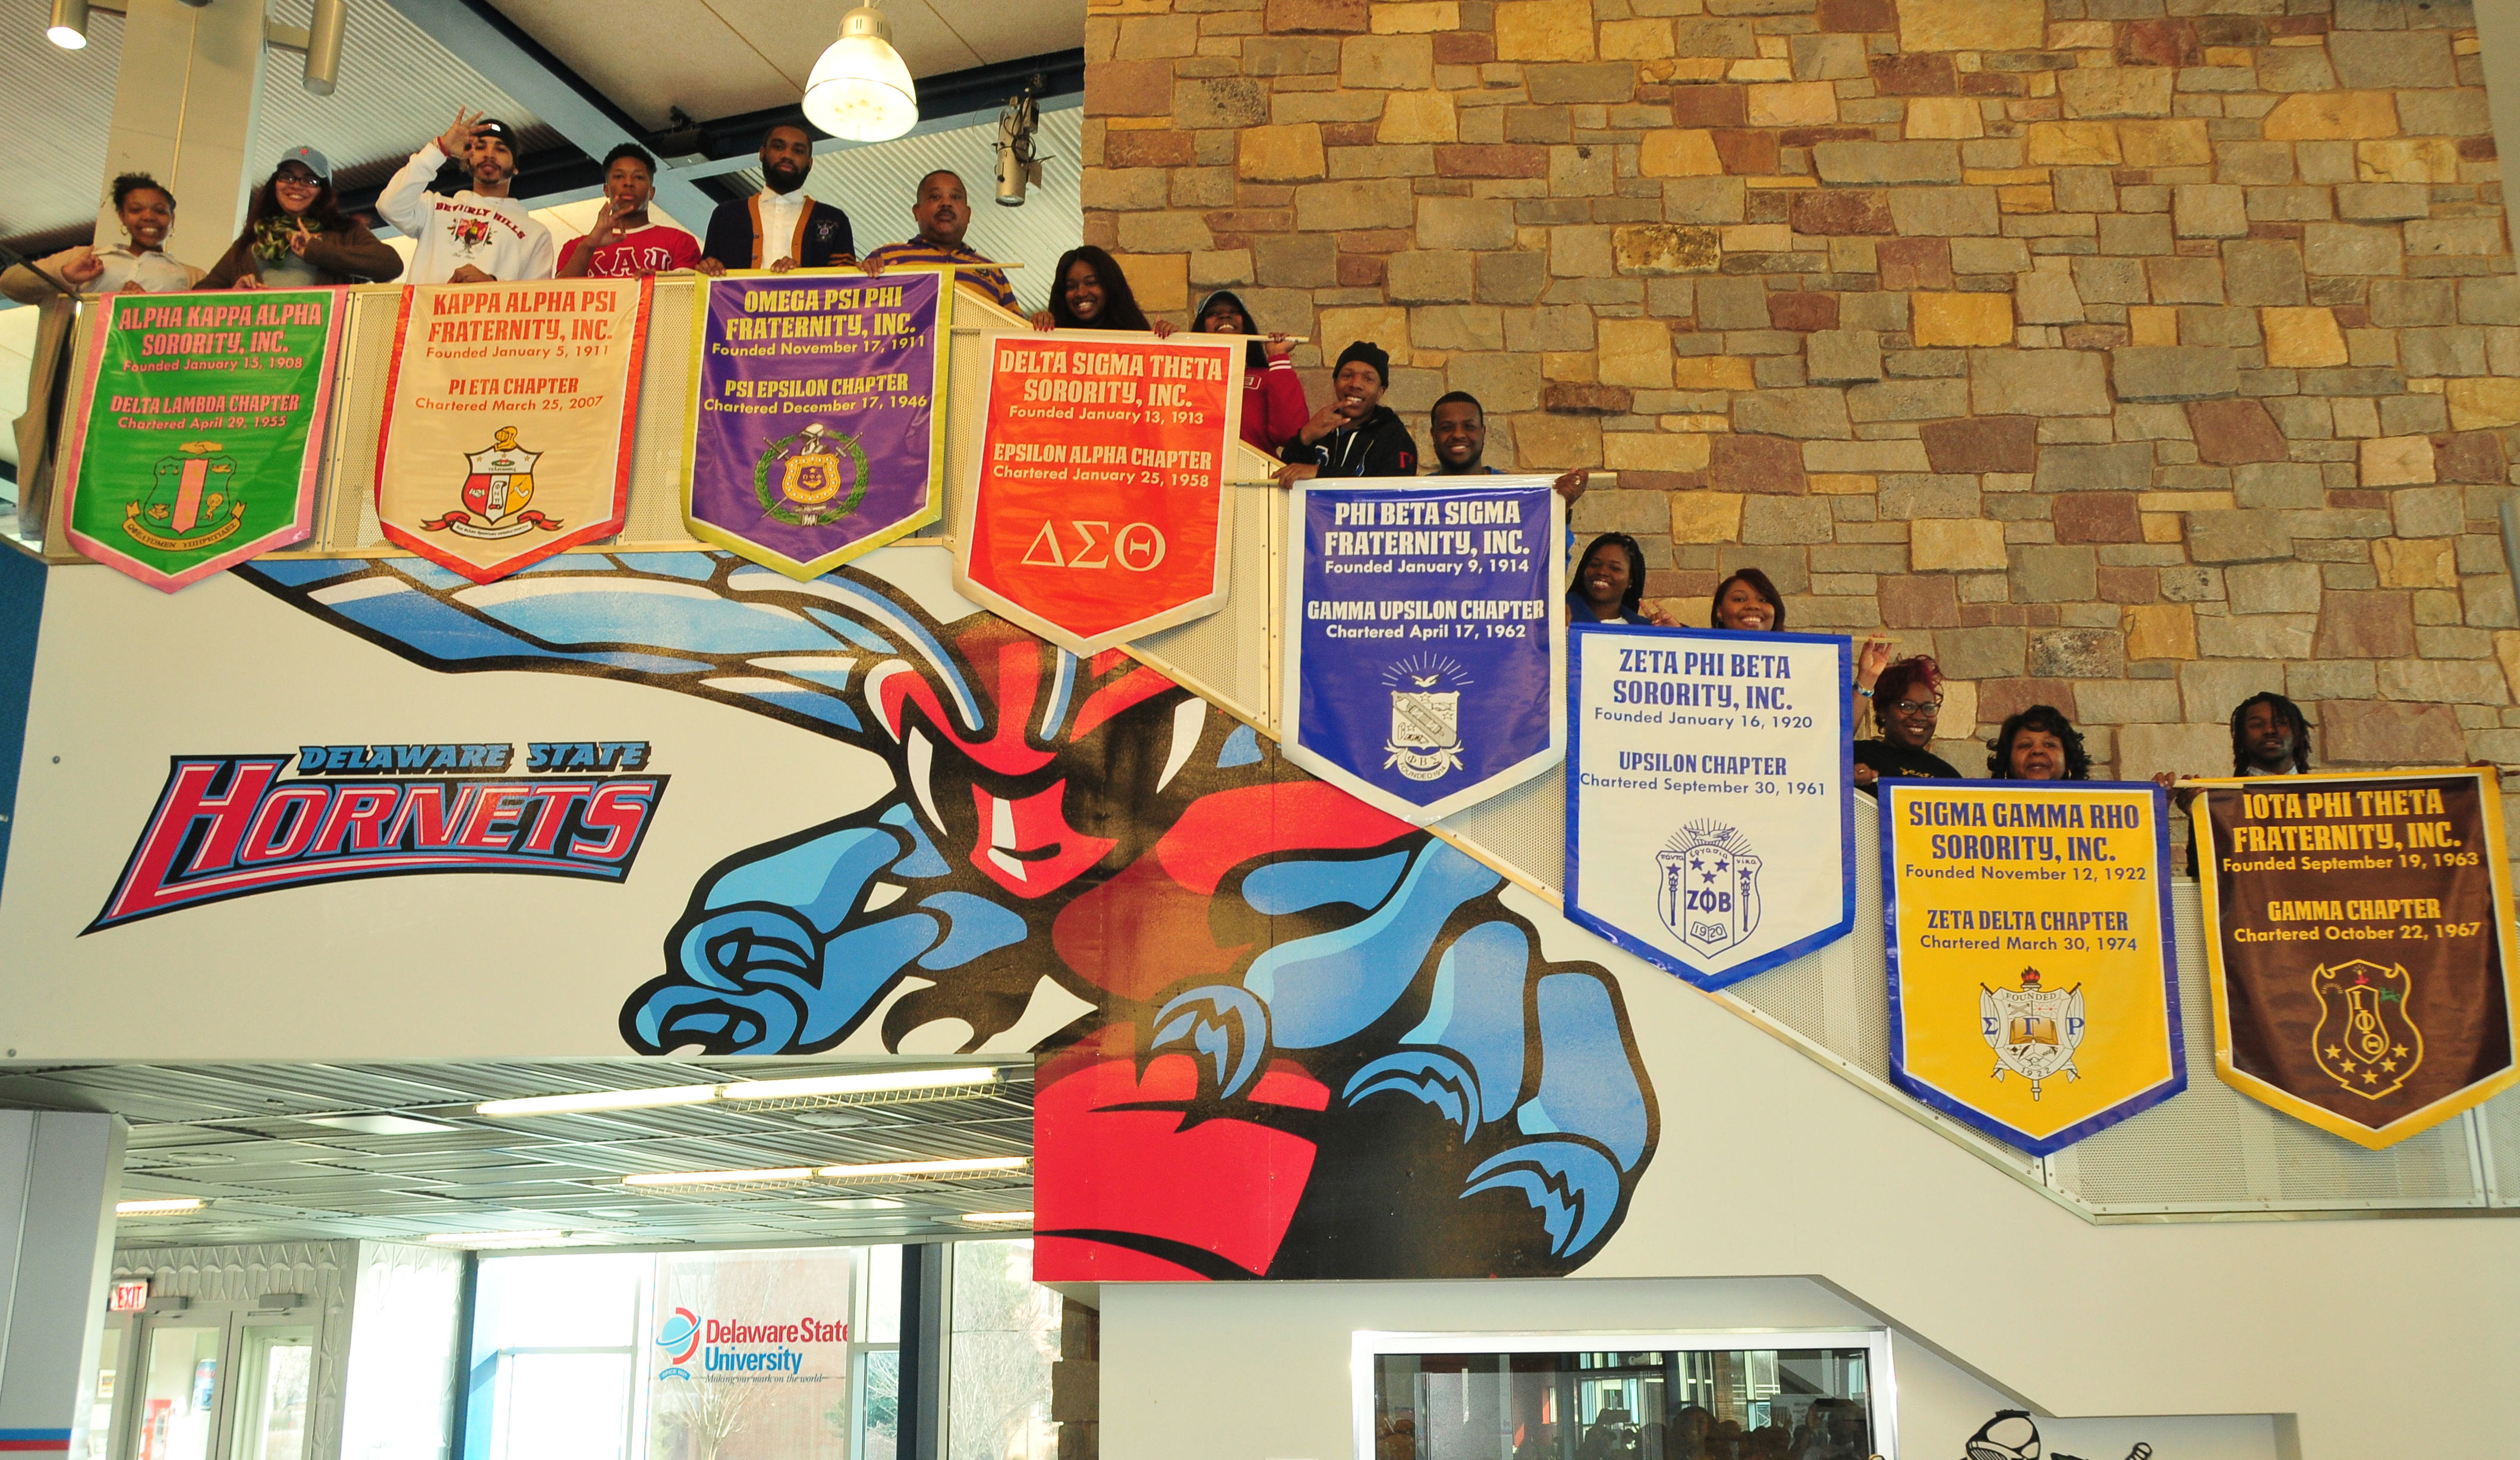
top-left (57, 289), bottom-right (346, 591)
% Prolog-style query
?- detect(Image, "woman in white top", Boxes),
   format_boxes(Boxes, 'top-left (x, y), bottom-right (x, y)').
top-left (0, 172), bottom-right (203, 536)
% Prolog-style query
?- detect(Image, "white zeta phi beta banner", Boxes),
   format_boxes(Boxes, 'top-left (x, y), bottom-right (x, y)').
top-left (1564, 624), bottom-right (1854, 989)
top-left (1280, 476), bottom-right (1564, 825)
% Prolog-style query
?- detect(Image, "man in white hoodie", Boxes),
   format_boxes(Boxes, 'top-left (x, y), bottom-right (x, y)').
top-left (377, 107), bottom-right (556, 285)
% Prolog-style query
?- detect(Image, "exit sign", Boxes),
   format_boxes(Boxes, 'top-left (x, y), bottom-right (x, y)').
top-left (108, 1279), bottom-right (149, 1313)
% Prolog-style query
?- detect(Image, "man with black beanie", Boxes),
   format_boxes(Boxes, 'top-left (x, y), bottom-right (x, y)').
top-left (1275, 340), bottom-right (1419, 483)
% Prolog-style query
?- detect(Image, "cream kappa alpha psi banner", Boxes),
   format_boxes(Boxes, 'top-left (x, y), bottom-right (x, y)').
top-left (2197, 769), bottom-right (2520, 1150)
top-left (376, 278), bottom-right (653, 583)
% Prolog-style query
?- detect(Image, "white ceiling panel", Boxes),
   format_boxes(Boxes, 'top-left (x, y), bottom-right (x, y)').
top-left (0, 0), bottom-right (124, 242)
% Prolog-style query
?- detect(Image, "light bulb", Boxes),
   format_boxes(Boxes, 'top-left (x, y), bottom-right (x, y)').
top-left (802, 5), bottom-right (919, 143)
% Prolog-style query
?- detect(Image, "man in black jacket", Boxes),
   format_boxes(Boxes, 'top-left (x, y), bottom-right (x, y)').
top-left (1275, 341), bottom-right (1419, 483)
top-left (697, 122), bottom-right (855, 273)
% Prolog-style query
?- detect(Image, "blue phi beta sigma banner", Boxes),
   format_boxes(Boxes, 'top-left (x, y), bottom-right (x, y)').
top-left (1281, 476), bottom-right (1564, 825)
top-left (1564, 624), bottom-right (1854, 989)
top-left (1883, 780), bottom-right (2184, 1155)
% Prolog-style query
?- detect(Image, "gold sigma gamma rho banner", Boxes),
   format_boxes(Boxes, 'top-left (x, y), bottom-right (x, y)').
top-left (2197, 769), bottom-right (2520, 1149)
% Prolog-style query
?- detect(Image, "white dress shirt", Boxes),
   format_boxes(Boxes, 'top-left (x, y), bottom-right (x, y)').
top-left (756, 187), bottom-right (807, 266)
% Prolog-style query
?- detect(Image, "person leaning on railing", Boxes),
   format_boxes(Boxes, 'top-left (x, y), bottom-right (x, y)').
top-left (857, 169), bottom-right (1018, 311)
top-left (377, 108), bottom-right (556, 285)
top-left (201, 146), bottom-right (402, 290)
top-left (1852, 655), bottom-right (1963, 788)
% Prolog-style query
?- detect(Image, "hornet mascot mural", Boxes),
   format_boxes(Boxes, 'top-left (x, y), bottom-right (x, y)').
top-left (242, 550), bottom-right (1656, 1280)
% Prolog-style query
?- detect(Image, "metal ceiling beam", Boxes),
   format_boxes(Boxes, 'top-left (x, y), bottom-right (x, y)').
top-left (378, 0), bottom-right (721, 224)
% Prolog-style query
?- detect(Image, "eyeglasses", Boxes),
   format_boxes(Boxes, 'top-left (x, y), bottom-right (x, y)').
top-left (1890, 700), bottom-right (1943, 716)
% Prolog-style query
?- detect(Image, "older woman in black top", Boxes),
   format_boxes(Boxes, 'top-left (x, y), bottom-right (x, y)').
top-left (1989, 704), bottom-right (2093, 781)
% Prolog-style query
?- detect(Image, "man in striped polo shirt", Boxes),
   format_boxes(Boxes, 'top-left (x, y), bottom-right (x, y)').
top-left (858, 170), bottom-right (1020, 312)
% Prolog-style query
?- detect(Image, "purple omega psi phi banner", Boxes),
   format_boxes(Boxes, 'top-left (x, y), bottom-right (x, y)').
top-left (1279, 476), bottom-right (1564, 825)
top-left (683, 267), bottom-right (953, 579)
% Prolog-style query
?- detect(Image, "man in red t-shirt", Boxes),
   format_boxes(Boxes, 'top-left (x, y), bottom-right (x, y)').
top-left (558, 143), bottom-right (701, 278)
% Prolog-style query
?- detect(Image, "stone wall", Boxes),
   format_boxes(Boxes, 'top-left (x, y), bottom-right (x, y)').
top-left (1081, 0), bottom-right (2520, 820)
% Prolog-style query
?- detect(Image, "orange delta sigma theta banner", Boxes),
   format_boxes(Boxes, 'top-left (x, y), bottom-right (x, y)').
top-left (375, 278), bottom-right (653, 583)
top-left (954, 329), bottom-right (1243, 655)
top-left (2198, 768), bottom-right (2520, 1149)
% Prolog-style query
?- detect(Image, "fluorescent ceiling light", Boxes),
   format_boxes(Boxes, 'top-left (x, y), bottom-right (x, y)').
top-left (719, 1068), bottom-right (998, 1101)
top-left (818, 1156), bottom-right (1028, 1178)
top-left (115, 1197), bottom-right (205, 1215)
top-left (308, 1114), bottom-right (457, 1135)
top-left (476, 1085), bottom-right (716, 1117)
top-left (802, 4), bottom-right (918, 143)
top-left (818, 1197), bottom-right (909, 1210)
top-left (622, 1166), bottom-right (815, 1188)
top-left (962, 1211), bottom-right (1034, 1224)
top-left (426, 1229), bottom-right (565, 1246)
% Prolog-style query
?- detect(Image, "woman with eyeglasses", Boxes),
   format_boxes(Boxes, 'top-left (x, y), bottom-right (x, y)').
top-left (1852, 655), bottom-right (1962, 788)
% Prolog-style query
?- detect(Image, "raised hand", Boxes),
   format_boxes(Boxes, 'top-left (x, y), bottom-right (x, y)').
top-left (286, 219), bottom-right (314, 257)
top-left (60, 248), bottom-right (104, 286)
top-left (435, 106), bottom-right (487, 159)
top-left (1151, 318), bottom-right (1176, 339)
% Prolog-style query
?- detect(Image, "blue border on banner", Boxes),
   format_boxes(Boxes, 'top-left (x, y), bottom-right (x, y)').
top-left (1879, 779), bottom-right (2187, 1156)
top-left (1561, 621), bottom-right (1856, 990)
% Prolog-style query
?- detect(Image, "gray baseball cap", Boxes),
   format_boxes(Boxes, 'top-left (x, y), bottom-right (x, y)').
top-left (276, 145), bottom-right (332, 182)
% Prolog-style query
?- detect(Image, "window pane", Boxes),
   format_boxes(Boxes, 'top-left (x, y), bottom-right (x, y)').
top-left (135, 1323), bottom-right (223, 1460)
top-left (500, 1352), bottom-right (630, 1460)
top-left (858, 1349), bottom-right (900, 1460)
top-left (864, 1246), bottom-right (903, 1346)
top-left (474, 1254), bottom-right (647, 1352)
top-left (649, 1248), bottom-right (855, 1460)
top-left (1371, 1347), bottom-right (1875, 1460)
top-left (946, 1240), bottom-right (1059, 1460)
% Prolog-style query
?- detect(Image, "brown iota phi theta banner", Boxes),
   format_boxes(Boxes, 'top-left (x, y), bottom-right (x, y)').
top-left (2200, 769), bottom-right (2519, 1149)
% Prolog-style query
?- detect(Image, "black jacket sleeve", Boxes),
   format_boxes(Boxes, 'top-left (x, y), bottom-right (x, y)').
top-left (700, 200), bottom-right (747, 269)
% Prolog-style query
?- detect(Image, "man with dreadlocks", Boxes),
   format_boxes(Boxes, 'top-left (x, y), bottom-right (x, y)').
top-left (2152, 690), bottom-right (2313, 808)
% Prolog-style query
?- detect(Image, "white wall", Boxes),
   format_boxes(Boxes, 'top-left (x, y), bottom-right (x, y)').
top-left (339, 1242), bottom-right (465, 1460)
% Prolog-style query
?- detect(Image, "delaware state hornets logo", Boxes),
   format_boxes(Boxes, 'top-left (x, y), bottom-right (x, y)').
top-left (87, 740), bottom-right (666, 931)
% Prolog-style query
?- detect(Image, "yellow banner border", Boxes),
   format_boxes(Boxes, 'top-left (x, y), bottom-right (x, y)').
top-left (2194, 765), bottom-right (2520, 1150)
top-left (679, 265), bottom-right (956, 580)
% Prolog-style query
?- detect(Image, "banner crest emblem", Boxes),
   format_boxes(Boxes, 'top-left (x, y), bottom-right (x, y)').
top-left (1982, 968), bottom-right (2085, 1099)
top-left (127, 442), bottom-right (245, 552)
top-left (1656, 821), bottom-right (1762, 959)
top-left (2311, 959), bottom-right (2422, 1100)
top-left (1384, 655), bottom-right (1467, 782)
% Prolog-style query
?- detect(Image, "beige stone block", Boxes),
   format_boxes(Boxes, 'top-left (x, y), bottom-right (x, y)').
top-left (1371, 1), bottom-right (1460, 32)
top-left (1605, 432), bottom-right (1713, 472)
top-left (1598, 318), bottom-right (1674, 388)
top-left (2129, 306), bottom-right (2178, 347)
top-left (1672, 355), bottom-right (1756, 391)
top-left (2374, 536), bottom-right (2461, 588)
top-left (2494, 630), bottom-right (2520, 705)
top-left (2263, 92), bottom-right (2400, 140)
top-left (1729, 59), bottom-right (1794, 83)
top-left (1378, 92), bottom-right (1457, 144)
top-left (1316, 305), bottom-right (1411, 358)
top-left (2361, 435), bottom-right (2437, 486)
top-left (2117, 723), bottom-right (2232, 783)
top-left (1495, 0), bottom-right (1595, 62)
top-left (1898, 0), bottom-right (2044, 52)
top-left (2026, 121), bottom-right (2121, 167)
top-left (1601, 18), bottom-right (1673, 59)
top-left (2358, 137), bottom-right (2459, 184)
top-left (1341, 34), bottom-right (1435, 89)
top-left (2447, 377), bottom-right (2520, 430)
top-left (2124, 603), bottom-right (2198, 660)
top-left (1110, 252), bottom-right (1187, 313)
top-left (2142, 512), bottom-right (2182, 543)
top-left (1749, 82), bottom-right (1838, 128)
top-left (1670, 490), bottom-right (1744, 543)
top-left (1912, 518), bottom-right (2009, 571)
top-left (1614, 225), bottom-right (1722, 274)
top-left (1515, 412), bottom-right (1604, 469)
top-left (1293, 177), bottom-right (1414, 230)
top-left (1190, 248), bottom-right (1253, 287)
top-left (1904, 97), bottom-right (1984, 140)
top-left (1809, 474), bottom-right (1876, 495)
top-left (2117, 120), bottom-right (2213, 166)
top-left (1640, 129), bottom-right (1724, 177)
top-left (2059, 65), bottom-right (2175, 119)
top-left (1911, 291), bottom-right (2015, 347)
top-left (2260, 307), bottom-right (2348, 367)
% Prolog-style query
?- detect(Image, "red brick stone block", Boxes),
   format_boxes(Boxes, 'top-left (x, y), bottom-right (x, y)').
top-left (2462, 136), bottom-right (2499, 160)
top-left (1321, 121), bottom-right (1376, 147)
top-left (1545, 383), bottom-right (1634, 415)
top-left (1085, 60), bottom-right (1174, 117)
top-left (1671, 86), bottom-right (1748, 128)
top-left (2332, 304), bottom-right (2371, 330)
top-left (1338, 253), bottom-right (1385, 288)
top-left (1435, 144), bottom-right (1549, 177)
top-left (1713, 130), bottom-right (1778, 175)
top-left (1779, 127), bottom-right (1875, 149)
top-left (2193, 16), bottom-right (2266, 47)
top-left (2314, 592), bottom-right (2416, 659)
top-left (1618, 471), bottom-right (1706, 493)
top-left (2185, 399), bottom-right (2289, 465)
top-left (1870, 54), bottom-right (1957, 96)
top-left (1434, 31), bottom-right (1495, 65)
top-left (2248, 222), bottom-right (2306, 240)
top-left (1817, 0), bottom-right (1897, 32)
top-left (1878, 237), bottom-right (1953, 290)
top-left (1652, 568), bottom-right (1718, 600)
top-left (1105, 130), bottom-right (1196, 169)
top-left (2434, 430), bottom-right (2509, 484)
top-left (1921, 416), bottom-right (2040, 474)
top-left (1206, 209), bottom-right (1293, 234)
top-left (2327, 490), bottom-right (2387, 509)
top-left (1769, 291), bottom-right (1841, 332)
top-left (2321, 699), bottom-right (2465, 766)
top-left (2096, 565), bottom-right (2160, 603)
top-left (2052, 493), bottom-right (2143, 543)
top-left (1978, 678), bottom-right (2080, 723)
top-left (1878, 574), bottom-right (1961, 628)
top-left (2062, 323), bottom-right (2132, 350)
top-left (1265, 0), bottom-right (1369, 33)
top-left (2117, 18), bottom-right (2203, 66)
top-left (1791, 189), bottom-right (1895, 236)
top-left (1710, 434), bottom-right (1807, 494)
top-left (1339, 228), bottom-right (1415, 253)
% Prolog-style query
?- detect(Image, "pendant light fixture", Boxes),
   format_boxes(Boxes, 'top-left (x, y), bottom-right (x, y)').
top-left (802, 4), bottom-right (919, 143)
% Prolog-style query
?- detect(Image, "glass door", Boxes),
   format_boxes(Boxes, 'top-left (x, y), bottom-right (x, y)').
top-left (130, 1321), bottom-right (225, 1460)
top-left (226, 1323), bottom-right (315, 1460)
top-left (83, 1317), bottom-right (131, 1460)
